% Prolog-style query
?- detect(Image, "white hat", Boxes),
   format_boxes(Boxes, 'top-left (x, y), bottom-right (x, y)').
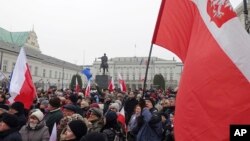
top-left (109, 103), bottom-right (120, 112)
top-left (30, 109), bottom-right (44, 121)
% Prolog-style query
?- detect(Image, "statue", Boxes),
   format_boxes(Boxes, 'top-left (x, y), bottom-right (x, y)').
top-left (99, 53), bottom-right (109, 75)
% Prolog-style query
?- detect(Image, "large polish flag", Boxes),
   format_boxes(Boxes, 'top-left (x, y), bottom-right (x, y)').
top-left (152, 0), bottom-right (250, 141)
top-left (9, 48), bottom-right (36, 109)
top-left (118, 73), bottom-right (127, 92)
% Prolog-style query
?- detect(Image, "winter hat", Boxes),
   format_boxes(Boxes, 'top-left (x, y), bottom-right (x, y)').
top-left (69, 94), bottom-right (78, 104)
top-left (109, 103), bottom-right (120, 112)
top-left (90, 108), bottom-right (103, 118)
top-left (11, 101), bottom-right (24, 113)
top-left (49, 97), bottom-right (61, 108)
top-left (68, 120), bottom-right (87, 140)
top-left (63, 104), bottom-right (77, 113)
top-left (81, 132), bottom-right (107, 141)
top-left (30, 109), bottom-right (44, 122)
top-left (105, 111), bottom-right (117, 123)
top-left (0, 104), bottom-right (9, 112)
top-left (40, 100), bottom-right (49, 107)
top-left (114, 100), bottom-right (122, 110)
top-left (1, 113), bottom-right (19, 128)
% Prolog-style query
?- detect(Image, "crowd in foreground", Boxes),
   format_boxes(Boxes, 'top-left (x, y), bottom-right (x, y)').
top-left (0, 85), bottom-right (176, 141)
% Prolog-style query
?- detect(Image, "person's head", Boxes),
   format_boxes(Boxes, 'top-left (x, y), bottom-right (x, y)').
top-left (145, 98), bottom-right (155, 109)
top-left (134, 105), bottom-right (141, 115)
top-left (80, 100), bottom-right (89, 109)
top-left (109, 103), bottom-right (119, 112)
top-left (63, 104), bottom-right (76, 117)
top-left (80, 132), bottom-right (107, 141)
top-left (160, 99), bottom-right (170, 108)
top-left (9, 101), bottom-right (24, 115)
top-left (88, 108), bottom-right (103, 122)
top-left (63, 120), bottom-right (87, 140)
top-left (0, 104), bottom-right (9, 115)
top-left (67, 94), bottom-right (78, 104)
top-left (28, 109), bottom-right (44, 129)
top-left (104, 53), bottom-right (106, 56)
top-left (169, 97), bottom-right (176, 107)
top-left (40, 99), bottom-right (49, 109)
top-left (0, 113), bottom-right (19, 132)
top-left (104, 111), bottom-right (117, 125)
top-left (48, 97), bottom-right (61, 111)
top-left (0, 94), bottom-right (6, 103)
top-left (128, 91), bottom-right (135, 98)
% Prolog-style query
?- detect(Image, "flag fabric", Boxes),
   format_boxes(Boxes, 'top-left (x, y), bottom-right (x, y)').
top-left (9, 48), bottom-right (36, 109)
top-left (108, 77), bottom-right (115, 92)
top-left (81, 68), bottom-right (92, 80)
top-left (152, 0), bottom-right (250, 141)
top-left (117, 107), bottom-right (126, 132)
top-left (75, 78), bottom-right (80, 93)
top-left (85, 80), bottom-right (91, 97)
top-left (49, 123), bottom-right (57, 141)
top-left (118, 73), bottom-right (126, 92)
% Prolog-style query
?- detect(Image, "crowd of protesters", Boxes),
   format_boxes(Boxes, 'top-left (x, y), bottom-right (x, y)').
top-left (0, 83), bottom-right (176, 141)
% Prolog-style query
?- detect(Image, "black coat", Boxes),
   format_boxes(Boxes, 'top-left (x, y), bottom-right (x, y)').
top-left (124, 98), bottom-right (138, 124)
top-left (0, 128), bottom-right (22, 141)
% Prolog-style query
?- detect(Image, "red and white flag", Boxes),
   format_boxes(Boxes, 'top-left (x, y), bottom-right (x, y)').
top-left (75, 78), bottom-right (80, 93)
top-left (85, 80), bottom-right (91, 97)
top-left (117, 107), bottom-right (126, 132)
top-left (108, 77), bottom-right (115, 92)
top-left (152, 0), bottom-right (250, 141)
top-left (118, 73), bottom-right (126, 92)
top-left (9, 48), bottom-right (36, 109)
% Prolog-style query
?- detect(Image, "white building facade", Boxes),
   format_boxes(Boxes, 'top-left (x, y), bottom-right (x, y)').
top-left (86, 57), bottom-right (183, 90)
top-left (0, 27), bottom-right (82, 90)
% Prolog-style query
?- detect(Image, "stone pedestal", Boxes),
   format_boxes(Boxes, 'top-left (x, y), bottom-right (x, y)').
top-left (95, 75), bottom-right (109, 89)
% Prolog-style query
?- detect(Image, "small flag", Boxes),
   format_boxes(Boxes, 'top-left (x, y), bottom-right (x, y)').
top-left (108, 77), bottom-right (115, 92)
top-left (75, 78), bottom-right (80, 93)
top-left (85, 80), bottom-right (91, 97)
top-left (81, 68), bottom-right (92, 80)
top-left (118, 73), bottom-right (126, 92)
top-left (117, 107), bottom-right (126, 132)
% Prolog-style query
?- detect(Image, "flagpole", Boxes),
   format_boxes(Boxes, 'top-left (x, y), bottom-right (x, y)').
top-left (142, 44), bottom-right (153, 97)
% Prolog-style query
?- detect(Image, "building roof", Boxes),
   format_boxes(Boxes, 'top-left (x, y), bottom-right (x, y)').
top-left (0, 27), bottom-right (29, 46)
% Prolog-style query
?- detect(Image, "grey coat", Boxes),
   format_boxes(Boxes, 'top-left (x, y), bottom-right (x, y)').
top-left (19, 120), bottom-right (50, 141)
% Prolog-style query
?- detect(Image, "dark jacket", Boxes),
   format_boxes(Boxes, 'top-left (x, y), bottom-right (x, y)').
top-left (44, 108), bottom-right (63, 134)
top-left (124, 98), bottom-right (138, 124)
top-left (15, 112), bottom-right (27, 130)
top-left (19, 120), bottom-right (50, 141)
top-left (0, 128), bottom-right (22, 141)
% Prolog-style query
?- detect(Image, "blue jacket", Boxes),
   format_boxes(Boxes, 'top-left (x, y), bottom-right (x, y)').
top-left (136, 108), bottom-right (162, 141)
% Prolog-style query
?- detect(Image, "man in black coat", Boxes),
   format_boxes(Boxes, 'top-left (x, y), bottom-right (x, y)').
top-left (124, 91), bottom-right (138, 124)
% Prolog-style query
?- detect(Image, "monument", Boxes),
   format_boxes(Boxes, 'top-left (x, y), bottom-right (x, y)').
top-left (95, 53), bottom-right (109, 89)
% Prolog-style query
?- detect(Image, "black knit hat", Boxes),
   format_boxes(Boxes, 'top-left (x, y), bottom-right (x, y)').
top-left (105, 111), bottom-right (117, 123)
top-left (68, 120), bottom-right (87, 140)
top-left (145, 97), bottom-right (155, 106)
top-left (11, 101), bottom-right (24, 113)
top-left (1, 113), bottom-right (19, 128)
top-left (0, 104), bottom-right (9, 112)
top-left (49, 97), bottom-right (61, 108)
top-left (81, 132), bottom-right (107, 141)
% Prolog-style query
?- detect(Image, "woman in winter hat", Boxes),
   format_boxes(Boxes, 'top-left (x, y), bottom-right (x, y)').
top-left (61, 119), bottom-right (87, 141)
top-left (19, 109), bottom-right (50, 141)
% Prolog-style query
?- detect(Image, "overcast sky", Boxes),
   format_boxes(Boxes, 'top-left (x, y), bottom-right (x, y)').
top-left (0, 0), bottom-right (242, 65)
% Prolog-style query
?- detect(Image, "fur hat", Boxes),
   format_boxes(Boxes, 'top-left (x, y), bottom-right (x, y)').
top-left (109, 103), bottom-right (120, 112)
top-left (68, 120), bottom-right (87, 140)
top-left (11, 101), bottom-right (24, 113)
top-left (1, 113), bottom-right (19, 128)
top-left (90, 108), bottom-right (103, 118)
top-left (49, 97), bottom-right (61, 108)
top-left (30, 109), bottom-right (44, 121)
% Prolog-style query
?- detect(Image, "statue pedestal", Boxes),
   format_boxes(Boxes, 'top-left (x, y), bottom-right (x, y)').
top-left (95, 75), bottom-right (109, 89)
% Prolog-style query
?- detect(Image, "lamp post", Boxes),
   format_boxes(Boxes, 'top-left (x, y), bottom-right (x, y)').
top-left (243, 0), bottom-right (250, 33)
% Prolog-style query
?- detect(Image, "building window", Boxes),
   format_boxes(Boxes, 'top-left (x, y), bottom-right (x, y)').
top-left (29, 65), bottom-right (32, 75)
top-left (49, 70), bottom-right (52, 78)
top-left (12, 62), bottom-right (15, 71)
top-left (55, 71), bottom-right (58, 79)
top-left (59, 72), bottom-right (61, 79)
top-left (3, 60), bottom-right (8, 72)
top-left (43, 69), bottom-right (46, 77)
top-left (35, 67), bottom-right (38, 76)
